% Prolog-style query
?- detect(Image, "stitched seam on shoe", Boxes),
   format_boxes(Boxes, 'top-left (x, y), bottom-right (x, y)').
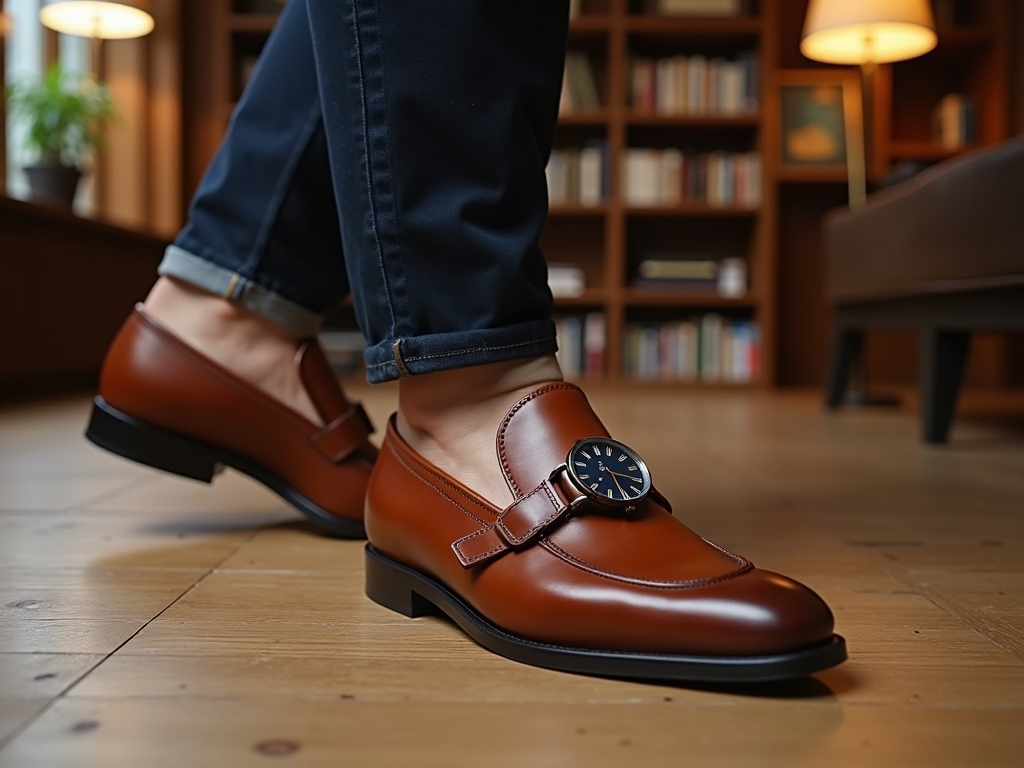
top-left (540, 538), bottom-right (754, 589)
top-left (497, 382), bottom-right (583, 497)
top-left (496, 483), bottom-right (562, 546)
top-left (389, 437), bottom-right (496, 527)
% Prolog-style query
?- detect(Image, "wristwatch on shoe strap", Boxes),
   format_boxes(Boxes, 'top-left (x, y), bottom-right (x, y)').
top-left (453, 437), bottom-right (666, 567)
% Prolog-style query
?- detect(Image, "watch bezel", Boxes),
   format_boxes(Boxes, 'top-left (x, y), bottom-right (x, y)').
top-left (564, 437), bottom-right (652, 507)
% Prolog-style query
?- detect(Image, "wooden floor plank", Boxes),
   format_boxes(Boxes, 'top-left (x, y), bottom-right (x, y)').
top-left (0, 654), bottom-right (104, 699)
top-left (2, 698), bottom-right (1021, 768)
top-left (0, 516), bottom-right (260, 571)
top-left (1, 389), bottom-right (1023, 765)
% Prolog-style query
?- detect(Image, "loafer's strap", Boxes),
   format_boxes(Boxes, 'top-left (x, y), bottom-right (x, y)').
top-left (453, 470), bottom-right (582, 567)
top-left (309, 402), bottom-right (374, 463)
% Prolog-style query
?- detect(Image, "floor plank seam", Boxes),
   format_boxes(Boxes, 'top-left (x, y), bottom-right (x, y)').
top-left (0, 520), bottom-right (267, 754)
top-left (878, 559), bottom-right (1024, 666)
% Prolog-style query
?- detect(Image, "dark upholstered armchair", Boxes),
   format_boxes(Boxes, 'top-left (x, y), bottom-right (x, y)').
top-left (823, 136), bottom-right (1024, 443)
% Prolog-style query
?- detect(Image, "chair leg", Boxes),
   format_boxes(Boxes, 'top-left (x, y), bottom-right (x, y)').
top-left (824, 326), bottom-right (863, 409)
top-left (920, 329), bottom-right (971, 444)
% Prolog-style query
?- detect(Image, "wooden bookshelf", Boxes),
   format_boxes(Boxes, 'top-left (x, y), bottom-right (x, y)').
top-left (180, 0), bottom-right (1013, 389)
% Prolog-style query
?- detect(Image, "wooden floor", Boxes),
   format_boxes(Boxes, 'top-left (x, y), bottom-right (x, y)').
top-left (1, 384), bottom-right (1023, 767)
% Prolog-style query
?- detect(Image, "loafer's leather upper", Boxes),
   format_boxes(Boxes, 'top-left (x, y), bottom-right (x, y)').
top-left (100, 307), bottom-right (376, 525)
top-left (366, 383), bottom-right (835, 656)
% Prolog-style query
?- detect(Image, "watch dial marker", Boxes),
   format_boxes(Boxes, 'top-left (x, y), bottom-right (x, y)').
top-left (606, 489), bottom-right (613, 499)
top-left (580, 451), bottom-right (591, 460)
top-left (590, 483), bottom-right (599, 491)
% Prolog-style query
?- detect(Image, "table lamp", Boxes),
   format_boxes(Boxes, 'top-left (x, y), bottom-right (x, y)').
top-left (801, 0), bottom-right (937, 206)
top-left (39, 0), bottom-right (154, 74)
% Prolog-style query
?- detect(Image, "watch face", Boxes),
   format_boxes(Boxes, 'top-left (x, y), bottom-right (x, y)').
top-left (566, 438), bottom-right (652, 506)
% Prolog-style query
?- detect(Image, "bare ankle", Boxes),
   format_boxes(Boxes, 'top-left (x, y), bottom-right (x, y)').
top-left (397, 356), bottom-right (563, 505)
top-left (142, 276), bottom-right (323, 425)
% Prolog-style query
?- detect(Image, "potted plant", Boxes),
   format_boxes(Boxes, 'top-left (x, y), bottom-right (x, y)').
top-left (5, 62), bottom-right (116, 208)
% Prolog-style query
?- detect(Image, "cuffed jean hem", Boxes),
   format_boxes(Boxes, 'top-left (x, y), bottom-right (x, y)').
top-left (364, 320), bottom-right (559, 384)
top-left (158, 246), bottom-right (324, 337)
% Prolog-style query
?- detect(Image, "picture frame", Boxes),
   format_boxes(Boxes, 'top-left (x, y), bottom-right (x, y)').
top-left (772, 69), bottom-right (865, 202)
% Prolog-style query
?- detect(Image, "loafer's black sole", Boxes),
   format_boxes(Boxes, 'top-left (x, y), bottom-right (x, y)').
top-left (85, 396), bottom-right (366, 539)
top-left (365, 544), bottom-right (847, 683)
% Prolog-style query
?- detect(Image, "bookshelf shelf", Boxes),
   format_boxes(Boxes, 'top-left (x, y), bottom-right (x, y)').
top-left (569, 17), bottom-right (613, 33)
top-left (624, 205), bottom-right (759, 217)
top-left (558, 110), bottom-right (612, 126)
top-left (775, 167), bottom-right (848, 183)
top-left (549, 203), bottom-right (609, 216)
top-left (624, 114), bottom-right (760, 127)
top-left (554, 289), bottom-right (608, 306)
top-left (622, 290), bottom-right (757, 308)
top-left (623, 17), bottom-right (763, 37)
top-left (612, 379), bottom-right (761, 390)
top-left (887, 141), bottom-right (975, 161)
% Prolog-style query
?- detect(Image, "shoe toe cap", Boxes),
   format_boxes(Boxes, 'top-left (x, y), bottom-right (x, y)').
top-left (680, 568), bottom-right (835, 656)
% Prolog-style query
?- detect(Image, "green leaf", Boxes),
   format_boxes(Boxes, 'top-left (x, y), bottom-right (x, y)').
top-left (4, 61), bottom-right (118, 168)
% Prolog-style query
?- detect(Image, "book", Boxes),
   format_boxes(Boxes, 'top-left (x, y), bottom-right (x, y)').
top-left (933, 94), bottom-right (974, 149)
top-left (547, 264), bottom-right (586, 298)
top-left (637, 256), bottom-right (718, 281)
top-left (563, 51), bottom-right (600, 113)
top-left (556, 316), bottom-right (583, 379)
top-left (654, 0), bottom-right (742, 17)
top-left (584, 312), bottom-right (606, 378)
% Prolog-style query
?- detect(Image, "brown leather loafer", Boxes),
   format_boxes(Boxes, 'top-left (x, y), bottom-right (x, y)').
top-left (85, 307), bottom-right (375, 538)
top-left (365, 383), bottom-right (846, 682)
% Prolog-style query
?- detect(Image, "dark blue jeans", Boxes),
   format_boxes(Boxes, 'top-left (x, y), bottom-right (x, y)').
top-left (163, 0), bottom-right (567, 383)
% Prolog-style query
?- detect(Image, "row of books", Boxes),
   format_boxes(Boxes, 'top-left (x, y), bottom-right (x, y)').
top-left (622, 149), bottom-right (761, 208)
top-left (562, 51), bottom-right (601, 113)
top-left (556, 313), bottom-right (607, 380)
top-left (629, 53), bottom-right (759, 116)
top-left (623, 316), bottom-right (760, 383)
top-left (547, 143), bottom-right (607, 205)
top-left (932, 94), bottom-right (975, 149)
top-left (555, 312), bottom-right (760, 383)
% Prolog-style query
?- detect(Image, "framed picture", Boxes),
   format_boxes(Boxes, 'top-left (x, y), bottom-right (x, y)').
top-left (773, 69), bottom-right (865, 202)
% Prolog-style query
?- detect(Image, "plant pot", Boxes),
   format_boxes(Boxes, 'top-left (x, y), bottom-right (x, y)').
top-left (23, 163), bottom-right (82, 209)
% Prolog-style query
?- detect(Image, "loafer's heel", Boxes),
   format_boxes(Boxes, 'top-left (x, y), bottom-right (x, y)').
top-left (365, 545), bottom-right (437, 618)
top-left (85, 397), bottom-right (221, 483)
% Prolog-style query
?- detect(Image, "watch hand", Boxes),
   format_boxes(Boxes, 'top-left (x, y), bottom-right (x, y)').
top-left (607, 469), bottom-right (643, 481)
top-left (609, 473), bottom-right (626, 497)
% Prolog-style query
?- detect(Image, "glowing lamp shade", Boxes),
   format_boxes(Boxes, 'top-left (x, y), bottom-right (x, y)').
top-left (1, 12), bottom-right (12, 36)
top-left (40, 0), bottom-right (154, 40)
top-left (801, 0), bottom-right (936, 65)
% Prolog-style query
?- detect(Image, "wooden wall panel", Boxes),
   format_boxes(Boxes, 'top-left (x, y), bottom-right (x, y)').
top-left (0, 196), bottom-right (165, 399)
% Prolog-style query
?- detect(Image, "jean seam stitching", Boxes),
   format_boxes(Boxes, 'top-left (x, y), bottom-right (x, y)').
top-left (351, 0), bottom-right (398, 338)
top-left (238, 98), bottom-right (324, 282)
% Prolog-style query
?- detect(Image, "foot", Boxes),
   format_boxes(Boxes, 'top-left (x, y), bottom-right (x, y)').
top-left (364, 381), bottom-right (845, 682)
top-left (87, 297), bottom-right (376, 538)
top-left (396, 355), bottom-right (564, 507)
top-left (144, 276), bottom-right (323, 425)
